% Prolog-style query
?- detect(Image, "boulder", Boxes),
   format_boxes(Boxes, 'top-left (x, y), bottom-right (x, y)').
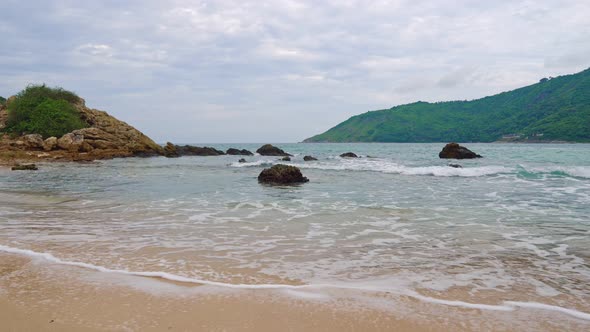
top-left (43, 137), bottom-right (58, 151)
top-left (258, 164), bottom-right (309, 185)
top-left (163, 142), bottom-right (179, 158)
top-left (238, 158), bottom-right (247, 163)
top-left (57, 133), bottom-right (84, 152)
top-left (439, 143), bottom-right (482, 159)
top-left (281, 156), bottom-right (291, 161)
top-left (175, 145), bottom-right (225, 156)
top-left (303, 155), bottom-right (317, 161)
top-left (226, 148), bottom-right (253, 156)
top-left (22, 134), bottom-right (44, 150)
top-left (11, 164), bottom-right (38, 171)
top-left (256, 144), bottom-right (291, 156)
top-left (340, 152), bottom-right (358, 158)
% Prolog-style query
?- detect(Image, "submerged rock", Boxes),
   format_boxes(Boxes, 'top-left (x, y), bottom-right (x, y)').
top-left (258, 164), bottom-right (309, 185)
top-left (238, 158), bottom-right (247, 163)
top-left (340, 152), bottom-right (358, 158)
top-left (439, 143), bottom-right (482, 159)
top-left (226, 148), bottom-right (253, 156)
top-left (256, 144), bottom-right (291, 156)
top-left (303, 155), bottom-right (317, 161)
top-left (448, 164), bottom-right (463, 168)
top-left (281, 156), bottom-right (291, 161)
top-left (11, 164), bottom-right (38, 171)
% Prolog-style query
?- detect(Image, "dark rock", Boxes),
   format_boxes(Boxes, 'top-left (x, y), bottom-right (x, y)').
top-left (238, 158), bottom-right (247, 163)
top-left (163, 142), bottom-right (179, 158)
top-left (303, 155), bottom-right (317, 161)
top-left (11, 164), bottom-right (38, 171)
top-left (340, 152), bottom-right (358, 158)
top-left (175, 145), bottom-right (225, 156)
top-left (227, 148), bottom-right (253, 156)
top-left (258, 164), bottom-right (309, 185)
top-left (256, 144), bottom-right (291, 156)
top-left (439, 143), bottom-right (482, 159)
top-left (448, 164), bottom-right (463, 168)
top-left (281, 156), bottom-right (291, 161)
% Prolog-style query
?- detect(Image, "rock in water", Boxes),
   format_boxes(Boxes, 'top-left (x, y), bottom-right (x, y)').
top-left (226, 148), bottom-right (253, 156)
top-left (448, 164), bottom-right (463, 168)
top-left (238, 158), bottom-right (247, 163)
top-left (303, 155), bottom-right (317, 161)
top-left (258, 164), bottom-right (309, 185)
top-left (439, 143), bottom-right (482, 159)
top-left (175, 145), bottom-right (225, 156)
top-left (11, 164), bottom-right (38, 171)
top-left (340, 152), bottom-right (358, 158)
top-left (281, 156), bottom-right (291, 161)
top-left (256, 144), bottom-right (291, 156)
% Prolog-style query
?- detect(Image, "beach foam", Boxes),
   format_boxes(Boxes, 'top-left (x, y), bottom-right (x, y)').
top-left (2, 244), bottom-right (590, 322)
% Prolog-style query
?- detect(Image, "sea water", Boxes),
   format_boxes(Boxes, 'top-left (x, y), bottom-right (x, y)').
top-left (1, 143), bottom-right (589, 324)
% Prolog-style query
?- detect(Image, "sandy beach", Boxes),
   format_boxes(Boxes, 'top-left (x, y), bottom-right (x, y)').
top-left (3, 250), bottom-right (589, 332)
top-left (0, 252), bottom-right (432, 332)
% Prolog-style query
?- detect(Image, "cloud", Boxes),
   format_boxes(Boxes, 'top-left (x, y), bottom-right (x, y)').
top-left (0, 0), bottom-right (589, 142)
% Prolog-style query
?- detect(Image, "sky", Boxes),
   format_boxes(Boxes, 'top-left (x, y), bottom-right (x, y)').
top-left (1, 0), bottom-right (589, 143)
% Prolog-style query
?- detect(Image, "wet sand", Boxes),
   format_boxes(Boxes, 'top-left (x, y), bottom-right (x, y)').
top-left (0, 253), bottom-right (430, 332)
top-left (1, 252), bottom-right (588, 331)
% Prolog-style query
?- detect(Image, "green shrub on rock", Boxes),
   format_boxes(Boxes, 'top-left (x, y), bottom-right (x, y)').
top-left (4, 84), bottom-right (87, 138)
top-left (0, 96), bottom-right (6, 106)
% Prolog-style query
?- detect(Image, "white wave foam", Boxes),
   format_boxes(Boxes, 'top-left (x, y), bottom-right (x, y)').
top-left (521, 166), bottom-right (590, 179)
top-left (229, 160), bottom-right (275, 168)
top-left (2, 244), bottom-right (590, 321)
top-left (294, 160), bottom-right (509, 177)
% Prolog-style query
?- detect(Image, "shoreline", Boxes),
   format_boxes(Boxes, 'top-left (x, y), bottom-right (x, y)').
top-left (0, 252), bottom-right (428, 332)
top-left (1, 248), bottom-right (589, 331)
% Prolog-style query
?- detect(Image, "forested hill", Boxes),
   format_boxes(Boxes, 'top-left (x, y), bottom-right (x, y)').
top-left (304, 67), bottom-right (590, 143)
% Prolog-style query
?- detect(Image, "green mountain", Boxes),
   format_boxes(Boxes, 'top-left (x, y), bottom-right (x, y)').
top-left (304, 68), bottom-right (590, 143)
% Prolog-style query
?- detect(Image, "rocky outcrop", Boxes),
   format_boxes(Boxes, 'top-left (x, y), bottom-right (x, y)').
top-left (57, 132), bottom-right (84, 152)
top-left (22, 134), bottom-right (44, 150)
top-left (0, 96), bottom-right (164, 162)
top-left (439, 143), bottom-right (482, 159)
top-left (74, 102), bottom-right (163, 157)
top-left (226, 148), bottom-right (253, 156)
top-left (175, 145), bottom-right (225, 156)
top-left (256, 144), bottom-right (291, 156)
top-left (163, 142), bottom-right (179, 158)
top-left (258, 164), bottom-right (309, 185)
top-left (340, 152), bottom-right (358, 158)
top-left (303, 155), bottom-right (317, 161)
top-left (43, 137), bottom-right (58, 151)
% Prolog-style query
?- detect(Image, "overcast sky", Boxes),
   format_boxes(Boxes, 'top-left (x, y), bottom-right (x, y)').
top-left (1, 1), bottom-right (589, 143)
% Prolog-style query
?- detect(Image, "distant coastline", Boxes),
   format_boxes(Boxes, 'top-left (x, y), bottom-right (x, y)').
top-left (305, 67), bottom-right (590, 144)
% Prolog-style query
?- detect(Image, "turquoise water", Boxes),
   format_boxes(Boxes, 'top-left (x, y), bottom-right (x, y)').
top-left (1, 143), bottom-right (589, 323)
